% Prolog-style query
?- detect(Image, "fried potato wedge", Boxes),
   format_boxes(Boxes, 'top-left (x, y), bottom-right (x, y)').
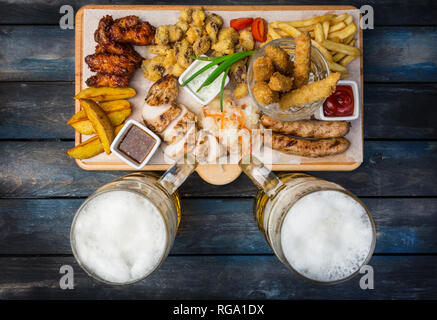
top-left (67, 124), bottom-right (124, 159)
top-left (74, 87), bottom-right (136, 102)
top-left (67, 100), bottom-right (131, 124)
top-left (81, 99), bottom-right (115, 154)
top-left (67, 136), bottom-right (104, 159)
top-left (70, 108), bottom-right (131, 135)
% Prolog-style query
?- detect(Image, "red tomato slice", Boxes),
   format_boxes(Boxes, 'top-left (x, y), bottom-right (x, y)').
top-left (251, 17), bottom-right (267, 42)
top-left (230, 18), bottom-right (254, 31)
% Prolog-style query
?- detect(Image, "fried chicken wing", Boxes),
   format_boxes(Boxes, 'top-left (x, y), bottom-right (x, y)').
top-left (94, 16), bottom-right (144, 66)
top-left (268, 72), bottom-right (293, 92)
top-left (85, 52), bottom-right (136, 76)
top-left (265, 45), bottom-right (293, 76)
top-left (110, 17), bottom-right (156, 46)
top-left (253, 81), bottom-right (279, 105)
top-left (86, 73), bottom-right (130, 88)
top-left (253, 56), bottom-right (274, 82)
top-left (113, 15), bottom-right (140, 29)
top-left (279, 72), bottom-right (341, 110)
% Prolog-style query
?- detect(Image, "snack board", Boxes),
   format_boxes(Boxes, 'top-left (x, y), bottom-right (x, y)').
top-left (74, 5), bottom-right (363, 185)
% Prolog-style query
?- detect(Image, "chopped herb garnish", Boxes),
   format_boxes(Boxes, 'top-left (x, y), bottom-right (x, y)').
top-left (182, 51), bottom-right (255, 112)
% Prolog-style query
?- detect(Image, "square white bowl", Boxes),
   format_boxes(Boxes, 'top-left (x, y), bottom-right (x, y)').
top-left (319, 80), bottom-right (360, 121)
top-left (178, 57), bottom-right (230, 106)
top-left (110, 119), bottom-right (161, 170)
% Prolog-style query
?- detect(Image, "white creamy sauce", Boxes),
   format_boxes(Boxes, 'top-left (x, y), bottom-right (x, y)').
top-left (280, 190), bottom-right (373, 282)
top-left (183, 60), bottom-right (225, 103)
top-left (73, 190), bottom-right (167, 284)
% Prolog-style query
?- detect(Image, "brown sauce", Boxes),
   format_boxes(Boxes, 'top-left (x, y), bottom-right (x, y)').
top-left (117, 125), bottom-right (157, 164)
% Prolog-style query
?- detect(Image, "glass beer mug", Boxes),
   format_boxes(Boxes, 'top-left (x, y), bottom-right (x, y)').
top-left (70, 155), bottom-right (197, 285)
top-left (239, 156), bottom-right (376, 284)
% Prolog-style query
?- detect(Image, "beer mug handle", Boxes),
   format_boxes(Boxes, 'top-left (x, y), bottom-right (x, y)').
top-left (158, 153), bottom-right (198, 195)
top-left (239, 155), bottom-right (283, 197)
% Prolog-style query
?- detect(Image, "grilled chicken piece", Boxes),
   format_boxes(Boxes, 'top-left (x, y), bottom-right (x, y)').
top-left (261, 115), bottom-right (350, 138)
top-left (110, 16), bottom-right (156, 46)
top-left (85, 73), bottom-right (130, 88)
top-left (163, 106), bottom-right (197, 144)
top-left (267, 133), bottom-right (350, 158)
top-left (85, 52), bottom-right (136, 76)
top-left (143, 103), bottom-right (182, 134)
top-left (162, 125), bottom-right (197, 160)
top-left (94, 15), bottom-right (144, 66)
top-left (145, 75), bottom-right (179, 106)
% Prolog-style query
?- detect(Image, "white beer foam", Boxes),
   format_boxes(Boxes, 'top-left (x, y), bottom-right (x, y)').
top-left (73, 190), bottom-right (167, 283)
top-left (281, 190), bottom-right (373, 282)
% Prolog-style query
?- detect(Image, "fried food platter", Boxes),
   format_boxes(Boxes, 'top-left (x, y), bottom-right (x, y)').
top-left (74, 5), bottom-right (363, 185)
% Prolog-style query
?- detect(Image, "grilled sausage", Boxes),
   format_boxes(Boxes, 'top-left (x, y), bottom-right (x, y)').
top-left (261, 115), bottom-right (350, 138)
top-left (267, 133), bottom-right (350, 157)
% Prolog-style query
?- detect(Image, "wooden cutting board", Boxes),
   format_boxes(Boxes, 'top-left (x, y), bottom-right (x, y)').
top-left (74, 5), bottom-right (364, 185)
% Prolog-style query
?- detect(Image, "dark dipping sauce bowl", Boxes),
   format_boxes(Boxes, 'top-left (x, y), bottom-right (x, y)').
top-left (110, 120), bottom-right (161, 169)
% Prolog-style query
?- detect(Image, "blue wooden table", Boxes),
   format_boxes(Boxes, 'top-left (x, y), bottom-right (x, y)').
top-left (0, 1), bottom-right (436, 299)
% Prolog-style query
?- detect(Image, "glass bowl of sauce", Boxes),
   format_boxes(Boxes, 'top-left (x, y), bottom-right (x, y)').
top-left (319, 80), bottom-right (359, 121)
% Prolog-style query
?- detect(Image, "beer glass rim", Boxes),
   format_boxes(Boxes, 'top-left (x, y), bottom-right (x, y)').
top-left (277, 187), bottom-right (377, 285)
top-left (70, 187), bottom-right (172, 286)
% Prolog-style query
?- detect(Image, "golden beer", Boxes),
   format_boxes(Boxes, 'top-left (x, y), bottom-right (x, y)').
top-left (241, 157), bottom-right (376, 284)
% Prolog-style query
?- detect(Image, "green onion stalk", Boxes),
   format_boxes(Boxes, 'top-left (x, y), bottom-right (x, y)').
top-left (182, 51), bottom-right (255, 112)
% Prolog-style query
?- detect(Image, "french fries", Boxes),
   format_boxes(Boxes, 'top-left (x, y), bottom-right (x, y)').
top-left (280, 14), bottom-right (335, 28)
top-left (74, 87), bottom-right (136, 102)
top-left (328, 23), bottom-right (357, 41)
top-left (329, 22), bottom-right (346, 33)
top-left (268, 13), bottom-right (361, 79)
top-left (314, 23), bottom-right (324, 43)
top-left (322, 39), bottom-right (361, 56)
top-left (330, 13), bottom-right (348, 24)
top-left (322, 21), bottom-right (330, 39)
top-left (271, 22), bottom-right (301, 38)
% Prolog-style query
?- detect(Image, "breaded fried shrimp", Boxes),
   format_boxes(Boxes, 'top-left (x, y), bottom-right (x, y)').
top-left (279, 72), bottom-right (341, 110)
top-left (292, 31), bottom-right (311, 88)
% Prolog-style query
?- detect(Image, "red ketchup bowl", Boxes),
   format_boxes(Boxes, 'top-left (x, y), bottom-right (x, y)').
top-left (319, 80), bottom-right (359, 121)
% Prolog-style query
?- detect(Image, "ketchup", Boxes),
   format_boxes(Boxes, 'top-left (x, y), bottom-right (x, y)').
top-left (323, 85), bottom-right (354, 117)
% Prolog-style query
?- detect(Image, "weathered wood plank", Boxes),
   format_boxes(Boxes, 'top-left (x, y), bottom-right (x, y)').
top-left (363, 84), bottom-right (437, 139)
top-left (0, 83), bottom-right (75, 139)
top-left (0, 26), bottom-right (74, 82)
top-left (2, 83), bottom-right (437, 140)
top-left (0, 0), bottom-right (435, 26)
top-left (0, 26), bottom-right (436, 82)
top-left (1, 141), bottom-right (436, 198)
top-left (364, 27), bottom-right (437, 82)
top-left (0, 198), bottom-right (435, 255)
top-left (0, 255), bottom-right (436, 299)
